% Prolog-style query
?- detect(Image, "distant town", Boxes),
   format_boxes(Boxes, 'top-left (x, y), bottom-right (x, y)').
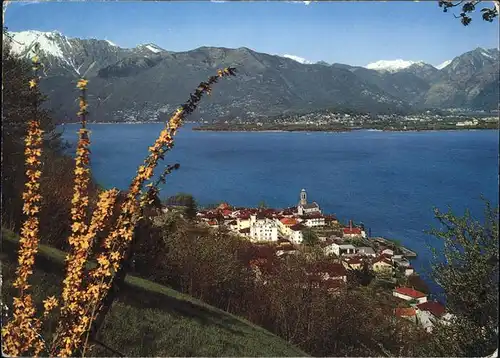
top-left (193, 109), bottom-right (499, 132)
top-left (163, 188), bottom-right (452, 333)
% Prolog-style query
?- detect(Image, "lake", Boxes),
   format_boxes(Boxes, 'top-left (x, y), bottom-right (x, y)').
top-left (61, 123), bottom-right (499, 295)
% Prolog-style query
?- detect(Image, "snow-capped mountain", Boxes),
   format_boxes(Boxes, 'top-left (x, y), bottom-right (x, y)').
top-left (104, 39), bottom-right (120, 47)
top-left (4, 29), bottom-right (499, 122)
top-left (365, 59), bottom-right (428, 72)
top-left (6, 30), bottom-right (166, 77)
top-left (435, 60), bottom-right (452, 70)
top-left (8, 30), bottom-right (67, 58)
top-left (424, 47), bottom-right (499, 109)
top-left (282, 54), bottom-right (313, 64)
top-left (137, 43), bottom-right (166, 53)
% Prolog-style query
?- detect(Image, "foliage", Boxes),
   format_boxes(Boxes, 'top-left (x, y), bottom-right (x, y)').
top-left (165, 192), bottom-right (198, 220)
top-left (1, 236), bottom-right (306, 357)
top-left (438, 0), bottom-right (499, 25)
top-left (407, 274), bottom-right (430, 294)
top-left (423, 202), bottom-right (499, 356)
top-left (128, 213), bottom-right (429, 357)
top-left (1, 32), bottom-right (100, 251)
top-left (1, 30), bottom-right (237, 357)
top-left (302, 228), bottom-right (320, 246)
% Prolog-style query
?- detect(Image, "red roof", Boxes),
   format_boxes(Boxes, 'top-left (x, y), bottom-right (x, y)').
top-left (290, 223), bottom-right (305, 231)
top-left (309, 262), bottom-right (347, 278)
top-left (395, 307), bottom-right (416, 317)
top-left (222, 209), bottom-right (232, 216)
top-left (280, 217), bottom-right (298, 226)
top-left (207, 220), bottom-right (218, 226)
top-left (343, 227), bottom-right (362, 235)
top-left (324, 215), bottom-right (338, 221)
top-left (394, 287), bottom-right (427, 299)
top-left (217, 203), bottom-right (231, 210)
top-left (416, 301), bottom-right (446, 317)
top-left (256, 212), bottom-right (268, 219)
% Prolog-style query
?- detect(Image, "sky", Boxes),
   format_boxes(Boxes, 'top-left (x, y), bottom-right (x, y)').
top-left (4, 0), bottom-right (499, 67)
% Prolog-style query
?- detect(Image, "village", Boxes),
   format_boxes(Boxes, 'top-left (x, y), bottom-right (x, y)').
top-left (164, 189), bottom-right (452, 334)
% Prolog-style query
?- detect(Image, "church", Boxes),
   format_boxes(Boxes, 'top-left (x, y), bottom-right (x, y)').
top-left (297, 189), bottom-right (321, 216)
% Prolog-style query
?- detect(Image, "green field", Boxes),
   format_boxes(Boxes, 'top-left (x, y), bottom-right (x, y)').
top-left (1, 229), bottom-right (307, 357)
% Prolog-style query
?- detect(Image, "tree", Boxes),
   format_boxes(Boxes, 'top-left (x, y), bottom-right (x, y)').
top-left (424, 202), bottom-right (498, 356)
top-left (302, 228), bottom-right (319, 246)
top-left (258, 200), bottom-right (268, 209)
top-left (2, 29), bottom-right (99, 250)
top-left (164, 192), bottom-right (198, 220)
top-left (438, 0), bottom-right (499, 26)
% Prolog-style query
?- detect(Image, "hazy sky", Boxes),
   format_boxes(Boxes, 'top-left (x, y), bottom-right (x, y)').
top-left (4, 0), bottom-right (499, 66)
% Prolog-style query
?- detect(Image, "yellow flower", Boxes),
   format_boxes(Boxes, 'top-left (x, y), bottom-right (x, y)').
top-left (43, 296), bottom-right (59, 316)
top-left (76, 79), bottom-right (88, 90)
top-left (29, 79), bottom-right (37, 89)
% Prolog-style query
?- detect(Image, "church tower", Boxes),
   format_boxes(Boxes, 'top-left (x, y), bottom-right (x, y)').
top-left (299, 188), bottom-right (307, 206)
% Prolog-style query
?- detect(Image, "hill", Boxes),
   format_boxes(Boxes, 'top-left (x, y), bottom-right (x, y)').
top-left (1, 229), bottom-right (307, 357)
top-left (5, 30), bottom-right (499, 123)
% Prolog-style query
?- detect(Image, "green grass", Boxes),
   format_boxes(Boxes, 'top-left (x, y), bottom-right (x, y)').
top-left (1, 228), bottom-right (307, 357)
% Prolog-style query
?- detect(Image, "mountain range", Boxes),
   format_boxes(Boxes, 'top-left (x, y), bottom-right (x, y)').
top-left (5, 30), bottom-right (499, 123)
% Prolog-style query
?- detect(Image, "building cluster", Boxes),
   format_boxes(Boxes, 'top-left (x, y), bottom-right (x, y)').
top-left (245, 241), bottom-right (350, 294)
top-left (455, 119), bottom-right (479, 127)
top-left (196, 189), bottom-right (348, 244)
top-left (225, 110), bottom-right (499, 128)
top-left (392, 287), bottom-right (454, 333)
top-left (321, 235), bottom-right (415, 278)
top-left (194, 189), bottom-right (453, 334)
top-left (189, 188), bottom-right (454, 336)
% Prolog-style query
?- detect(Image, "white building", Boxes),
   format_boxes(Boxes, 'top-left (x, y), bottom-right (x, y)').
top-left (289, 224), bottom-right (304, 244)
top-left (404, 266), bottom-right (415, 276)
top-left (250, 219), bottom-right (279, 242)
top-left (393, 287), bottom-right (428, 304)
top-left (278, 217), bottom-right (299, 237)
top-left (357, 247), bottom-right (376, 257)
top-left (456, 119), bottom-right (478, 127)
top-left (415, 301), bottom-right (452, 333)
top-left (380, 248), bottom-right (394, 256)
top-left (324, 243), bottom-right (357, 257)
top-left (237, 218), bottom-right (251, 230)
top-left (297, 189), bottom-right (321, 216)
top-left (302, 215), bottom-right (326, 227)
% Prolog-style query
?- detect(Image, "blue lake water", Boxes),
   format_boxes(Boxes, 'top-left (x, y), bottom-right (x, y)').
top-left (61, 123), bottom-right (499, 295)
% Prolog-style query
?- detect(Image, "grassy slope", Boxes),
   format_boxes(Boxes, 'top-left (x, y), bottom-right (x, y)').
top-left (1, 229), bottom-right (307, 357)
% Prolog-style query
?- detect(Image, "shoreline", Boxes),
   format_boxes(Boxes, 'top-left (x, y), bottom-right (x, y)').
top-left (192, 127), bottom-right (497, 133)
top-left (58, 122), bottom-right (497, 132)
top-left (192, 128), bottom-right (352, 133)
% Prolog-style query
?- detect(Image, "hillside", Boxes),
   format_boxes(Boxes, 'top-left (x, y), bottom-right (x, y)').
top-left (5, 30), bottom-right (499, 123)
top-left (1, 229), bottom-right (307, 357)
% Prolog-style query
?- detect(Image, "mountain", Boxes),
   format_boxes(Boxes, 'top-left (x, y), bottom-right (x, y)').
top-left (435, 60), bottom-right (452, 70)
top-left (281, 54), bottom-right (313, 64)
top-left (423, 48), bottom-right (500, 109)
top-left (365, 59), bottom-right (427, 72)
top-left (5, 30), bottom-right (499, 123)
